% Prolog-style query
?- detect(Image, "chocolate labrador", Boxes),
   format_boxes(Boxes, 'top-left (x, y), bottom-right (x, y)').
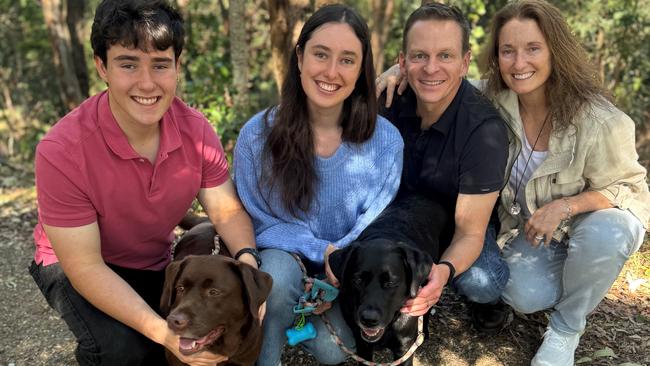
top-left (161, 214), bottom-right (272, 366)
top-left (329, 193), bottom-right (447, 365)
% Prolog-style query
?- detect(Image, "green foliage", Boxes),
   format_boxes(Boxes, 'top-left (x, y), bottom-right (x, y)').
top-left (1, 0), bottom-right (648, 162)
top-left (177, 2), bottom-right (236, 153)
top-left (179, 0), bottom-right (275, 156)
top-left (559, 0), bottom-right (650, 125)
top-left (0, 0), bottom-right (62, 159)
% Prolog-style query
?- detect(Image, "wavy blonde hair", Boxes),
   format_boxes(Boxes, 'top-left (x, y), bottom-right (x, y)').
top-left (480, 0), bottom-right (609, 129)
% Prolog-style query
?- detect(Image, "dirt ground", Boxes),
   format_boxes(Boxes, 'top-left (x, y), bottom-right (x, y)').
top-left (1, 163), bottom-right (648, 366)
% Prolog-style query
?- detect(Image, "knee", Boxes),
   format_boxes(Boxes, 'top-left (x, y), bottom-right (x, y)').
top-left (571, 209), bottom-right (643, 260)
top-left (501, 279), bottom-right (554, 314)
top-left (76, 325), bottom-right (159, 366)
top-left (308, 342), bottom-right (349, 365)
top-left (454, 260), bottom-right (509, 304)
top-left (260, 250), bottom-right (302, 313)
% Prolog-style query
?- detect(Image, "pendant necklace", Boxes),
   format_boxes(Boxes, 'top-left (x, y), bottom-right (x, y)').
top-left (510, 112), bottom-right (550, 216)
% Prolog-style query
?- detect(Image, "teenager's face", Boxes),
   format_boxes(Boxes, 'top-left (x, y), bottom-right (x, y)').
top-left (95, 45), bottom-right (179, 130)
top-left (297, 22), bottom-right (363, 116)
top-left (400, 19), bottom-right (470, 110)
top-left (497, 18), bottom-right (552, 99)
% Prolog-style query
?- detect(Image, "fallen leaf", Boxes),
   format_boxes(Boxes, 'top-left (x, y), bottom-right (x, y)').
top-left (626, 272), bottom-right (648, 293)
top-left (593, 347), bottom-right (617, 359)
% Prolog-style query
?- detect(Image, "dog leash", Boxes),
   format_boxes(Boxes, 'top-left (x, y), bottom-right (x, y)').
top-left (290, 253), bottom-right (425, 366)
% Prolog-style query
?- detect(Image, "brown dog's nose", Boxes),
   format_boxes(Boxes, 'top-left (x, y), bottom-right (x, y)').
top-left (167, 312), bottom-right (190, 331)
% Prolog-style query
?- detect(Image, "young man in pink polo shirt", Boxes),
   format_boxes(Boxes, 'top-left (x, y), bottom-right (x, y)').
top-left (29, 1), bottom-right (260, 365)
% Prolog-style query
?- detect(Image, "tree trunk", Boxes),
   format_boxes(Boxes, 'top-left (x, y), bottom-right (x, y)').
top-left (41, 0), bottom-right (88, 111)
top-left (267, 0), bottom-right (310, 94)
top-left (176, 0), bottom-right (193, 83)
top-left (370, 0), bottom-right (394, 72)
top-left (230, 0), bottom-right (250, 119)
top-left (66, 0), bottom-right (88, 97)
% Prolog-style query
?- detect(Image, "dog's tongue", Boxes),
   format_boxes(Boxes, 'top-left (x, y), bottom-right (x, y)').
top-left (178, 327), bottom-right (225, 353)
top-left (179, 338), bottom-right (198, 351)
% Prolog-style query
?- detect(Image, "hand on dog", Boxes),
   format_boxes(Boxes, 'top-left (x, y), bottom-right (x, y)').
top-left (258, 301), bottom-right (267, 321)
top-left (324, 244), bottom-right (340, 288)
top-left (525, 199), bottom-right (566, 247)
top-left (315, 244), bottom-right (340, 315)
top-left (400, 263), bottom-right (447, 316)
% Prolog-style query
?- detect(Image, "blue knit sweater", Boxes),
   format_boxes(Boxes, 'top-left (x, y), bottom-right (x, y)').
top-left (234, 110), bottom-right (404, 265)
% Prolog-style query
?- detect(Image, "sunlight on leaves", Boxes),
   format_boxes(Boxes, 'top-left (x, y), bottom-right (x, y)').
top-left (625, 271), bottom-right (648, 293)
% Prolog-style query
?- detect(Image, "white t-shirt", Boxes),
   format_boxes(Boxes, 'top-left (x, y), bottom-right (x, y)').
top-left (508, 133), bottom-right (548, 218)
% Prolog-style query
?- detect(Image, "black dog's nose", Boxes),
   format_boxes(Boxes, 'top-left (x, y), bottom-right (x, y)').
top-left (167, 312), bottom-right (190, 331)
top-left (359, 308), bottom-right (382, 327)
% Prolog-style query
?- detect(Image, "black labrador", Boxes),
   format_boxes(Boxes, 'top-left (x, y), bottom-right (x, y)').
top-left (329, 193), bottom-right (447, 365)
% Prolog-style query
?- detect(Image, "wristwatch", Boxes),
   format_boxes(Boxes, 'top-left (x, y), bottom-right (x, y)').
top-left (438, 260), bottom-right (456, 286)
top-left (234, 248), bottom-right (262, 268)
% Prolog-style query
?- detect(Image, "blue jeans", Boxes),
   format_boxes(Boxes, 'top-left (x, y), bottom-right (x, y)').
top-left (29, 261), bottom-right (167, 366)
top-left (258, 249), bottom-right (355, 366)
top-left (452, 223), bottom-right (510, 304)
top-left (501, 209), bottom-right (644, 334)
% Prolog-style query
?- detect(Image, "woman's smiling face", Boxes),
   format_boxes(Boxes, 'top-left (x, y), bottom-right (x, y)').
top-left (297, 22), bottom-right (363, 116)
top-left (497, 18), bottom-right (552, 99)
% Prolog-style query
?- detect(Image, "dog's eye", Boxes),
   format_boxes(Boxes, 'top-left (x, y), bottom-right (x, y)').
top-left (383, 281), bottom-right (398, 288)
top-left (207, 288), bottom-right (222, 297)
top-left (352, 277), bottom-right (363, 287)
top-left (176, 285), bottom-right (185, 294)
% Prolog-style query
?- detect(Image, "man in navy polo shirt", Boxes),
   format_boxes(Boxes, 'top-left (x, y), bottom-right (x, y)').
top-left (380, 3), bottom-right (510, 332)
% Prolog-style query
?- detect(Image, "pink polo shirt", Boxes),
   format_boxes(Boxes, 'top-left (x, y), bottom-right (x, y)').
top-left (33, 91), bottom-right (229, 270)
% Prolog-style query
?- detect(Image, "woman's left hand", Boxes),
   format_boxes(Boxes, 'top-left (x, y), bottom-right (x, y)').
top-left (323, 243), bottom-right (340, 288)
top-left (313, 244), bottom-right (339, 315)
top-left (525, 198), bottom-right (567, 246)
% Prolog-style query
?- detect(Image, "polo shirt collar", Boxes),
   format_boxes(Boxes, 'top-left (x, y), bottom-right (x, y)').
top-left (398, 79), bottom-right (468, 135)
top-left (97, 91), bottom-right (182, 160)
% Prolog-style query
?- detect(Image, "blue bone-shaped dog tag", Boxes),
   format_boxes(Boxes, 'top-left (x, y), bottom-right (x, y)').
top-left (286, 322), bottom-right (317, 346)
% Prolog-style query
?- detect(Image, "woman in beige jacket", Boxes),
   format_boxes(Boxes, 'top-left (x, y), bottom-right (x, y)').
top-left (480, 1), bottom-right (649, 365)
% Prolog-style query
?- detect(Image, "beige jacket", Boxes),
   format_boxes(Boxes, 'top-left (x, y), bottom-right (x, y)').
top-left (492, 89), bottom-right (650, 246)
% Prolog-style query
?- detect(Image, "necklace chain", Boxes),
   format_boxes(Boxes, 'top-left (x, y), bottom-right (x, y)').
top-left (511, 112), bottom-right (550, 215)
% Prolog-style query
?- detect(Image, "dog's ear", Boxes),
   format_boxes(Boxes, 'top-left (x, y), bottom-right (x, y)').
top-left (328, 243), bottom-right (358, 284)
top-left (160, 259), bottom-right (187, 316)
top-left (236, 263), bottom-right (273, 319)
top-left (399, 243), bottom-right (434, 298)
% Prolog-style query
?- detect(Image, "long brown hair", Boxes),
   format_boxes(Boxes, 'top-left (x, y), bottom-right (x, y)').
top-left (480, 0), bottom-right (609, 129)
top-left (262, 4), bottom-right (377, 217)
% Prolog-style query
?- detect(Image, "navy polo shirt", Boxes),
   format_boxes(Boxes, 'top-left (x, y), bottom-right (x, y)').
top-left (380, 79), bottom-right (508, 247)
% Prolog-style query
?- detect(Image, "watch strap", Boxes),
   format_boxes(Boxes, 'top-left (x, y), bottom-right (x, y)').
top-left (234, 247), bottom-right (262, 267)
top-left (438, 260), bottom-right (456, 286)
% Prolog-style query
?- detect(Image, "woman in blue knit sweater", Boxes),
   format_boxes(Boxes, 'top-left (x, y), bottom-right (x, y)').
top-left (233, 4), bottom-right (403, 365)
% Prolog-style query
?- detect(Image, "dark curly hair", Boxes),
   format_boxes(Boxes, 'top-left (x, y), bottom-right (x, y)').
top-left (90, 0), bottom-right (184, 65)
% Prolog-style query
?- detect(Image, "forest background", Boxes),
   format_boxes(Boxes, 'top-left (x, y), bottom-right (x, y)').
top-left (1, 0), bottom-right (649, 166)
